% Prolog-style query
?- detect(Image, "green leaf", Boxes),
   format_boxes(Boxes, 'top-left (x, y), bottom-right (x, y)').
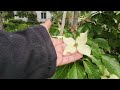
top-left (86, 22), bottom-right (93, 29)
top-left (87, 39), bottom-right (104, 58)
top-left (89, 55), bottom-right (105, 74)
top-left (49, 27), bottom-right (60, 36)
top-left (94, 38), bottom-right (111, 52)
top-left (67, 63), bottom-right (86, 79)
top-left (63, 32), bottom-right (73, 38)
top-left (103, 68), bottom-right (110, 77)
top-left (76, 24), bottom-right (88, 36)
top-left (51, 65), bottom-right (70, 79)
top-left (101, 55), bottom-right (120, 78)
top-left (83, 61), bottom-right (101, 79)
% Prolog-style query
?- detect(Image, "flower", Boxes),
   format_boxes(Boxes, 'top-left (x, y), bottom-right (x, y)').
top-left (108, 74), bottom-right (119, 79)
top-left (63, 30), bottom-right (91, 56)
top-left (63, 37), bottom-right (77, 55)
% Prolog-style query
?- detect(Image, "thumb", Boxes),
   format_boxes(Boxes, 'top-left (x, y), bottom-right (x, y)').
top-left (41, 19), bottom-right (52, 31)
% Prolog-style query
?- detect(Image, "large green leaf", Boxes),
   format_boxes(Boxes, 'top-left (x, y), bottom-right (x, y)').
top-left (94, 38), bottom-right (111, 52)
top-left (49, 25), bottom-right (60, 36)
top-left (83, 61), bottom-right (101, 79)
top-left (101, 55), bottom-right (120, 78)
top-left (87, 39), bottom-right (104, 58)
top-left (51, 65), bottom-right (70, 79)
top-left (67, 63), bottom-right (86, 79)
top-left (89, 55), bottom-right (105, 74)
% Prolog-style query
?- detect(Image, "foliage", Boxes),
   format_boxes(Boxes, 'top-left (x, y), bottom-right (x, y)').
top-left (51, 11), bottom-right (120, 79)
top-left (4, 20), bottom-right (29, 32)
top-left (1, 11), bottom-right (40, 32)
top-left (0, 11), bottom-right (14, 20)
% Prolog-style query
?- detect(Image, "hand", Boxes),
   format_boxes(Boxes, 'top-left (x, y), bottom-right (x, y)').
top-left (51, 38), bottom-right (83, 66)
top-left (41, 19), bottom-right (83, 66)
top-left (41, 19), bottom-right (52, 30)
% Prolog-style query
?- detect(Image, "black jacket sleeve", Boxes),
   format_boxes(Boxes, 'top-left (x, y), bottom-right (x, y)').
top-left (0, 25), bottom-right (57, 79)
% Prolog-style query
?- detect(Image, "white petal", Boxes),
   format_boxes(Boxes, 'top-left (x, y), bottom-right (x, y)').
top-left (109, 74), bottom-right (119, 79)
top-left (101, 76), bottom-right (108, 79)
top-left (76, 30), bottom-right (88, 46)
top-left (76, 36), bottom-right (81, 45)
top-left (77, 45), bottom-right (91, 56)
top-left (63, 37), bottom-right (75, 46)
top-left (63, 46), bottom-right (76, 55)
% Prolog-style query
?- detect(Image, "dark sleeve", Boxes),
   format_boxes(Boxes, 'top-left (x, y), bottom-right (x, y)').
top-left (0, 25), bottom-right (57, 79)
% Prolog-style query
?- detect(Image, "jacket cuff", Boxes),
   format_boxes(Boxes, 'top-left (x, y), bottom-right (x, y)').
top-left (36, 25), bottom-right (57, 78)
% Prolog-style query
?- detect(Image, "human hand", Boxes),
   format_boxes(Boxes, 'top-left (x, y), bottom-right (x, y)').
top-left (41, 19), bottom-right (52, 30)
top-left (51, 38), bottom-right (83, 66)
top-left (41, 19), bottom-right (83, 66)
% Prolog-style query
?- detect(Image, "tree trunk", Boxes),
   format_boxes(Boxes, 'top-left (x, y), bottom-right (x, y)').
top-left (0, 15), bottom-right (4, 30)
top-left (71, 11), bottom-right (79, 32)
top-left (71, 11), bottom-right (74, 27)
top-left (60, 11), bottom-right (67, 35)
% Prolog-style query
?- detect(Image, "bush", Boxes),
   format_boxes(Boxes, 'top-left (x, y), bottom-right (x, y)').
top-left (4, 20), bottom-right (30, 32)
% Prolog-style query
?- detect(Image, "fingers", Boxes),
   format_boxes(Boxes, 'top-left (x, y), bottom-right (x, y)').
top-left (52, 38), bottom-right (83, 66)
top-left (59, 53), bottom-right (83, 66)
top-left (64, 51), bottom-right (78, 56)
top-left (65, 52), bottom-right (71, 56)
top-left (73, 53), bottom-right (83, 60)
top-left (56, 52), bottom-right (63, 67)
top-left (55, 44), bottom-right (64, 54)
top-left (51, 38), bottom-right (64, 47)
